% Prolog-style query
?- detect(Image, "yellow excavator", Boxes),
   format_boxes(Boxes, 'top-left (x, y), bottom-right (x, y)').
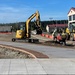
top-left (12, 11), bottom-right (42, 42)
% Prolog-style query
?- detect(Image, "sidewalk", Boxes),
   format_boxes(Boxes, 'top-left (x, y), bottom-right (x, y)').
top-left (0, 59), bottom-right (75, 74)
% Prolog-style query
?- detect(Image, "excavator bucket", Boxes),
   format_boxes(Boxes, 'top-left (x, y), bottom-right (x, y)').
top-left (37, 28), bottom-right (42, 34)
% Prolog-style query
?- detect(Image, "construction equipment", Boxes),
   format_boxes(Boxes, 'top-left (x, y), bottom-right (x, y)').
top-left (12, 11), bottom-right (42, 42)
top-left (66, 22), bottom-right (75, 41)
top-left (52, 22), bottom-right (75, 45)
top-left (52, 27), bottom-right (66, 42)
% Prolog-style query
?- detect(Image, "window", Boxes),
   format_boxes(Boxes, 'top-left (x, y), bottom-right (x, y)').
top-left (73, 15), bottom-right (75, 20)
top-left (69, 16), bottom-right (72, 21)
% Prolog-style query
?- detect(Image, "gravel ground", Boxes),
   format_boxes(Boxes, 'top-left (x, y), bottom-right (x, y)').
top-left (0, 32), bottom-right (15, 41)
top-left (0, 47), bottom-right (32, 59)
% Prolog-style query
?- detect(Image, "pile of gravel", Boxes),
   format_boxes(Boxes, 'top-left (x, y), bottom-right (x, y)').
top-left (0, 47), bottom-right (32, 59)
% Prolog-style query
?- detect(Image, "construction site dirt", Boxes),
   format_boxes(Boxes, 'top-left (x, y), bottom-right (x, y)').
top-left (0, 32), bottom-right (49, 59)
top-left (0, 32), bottom-right (75, 48)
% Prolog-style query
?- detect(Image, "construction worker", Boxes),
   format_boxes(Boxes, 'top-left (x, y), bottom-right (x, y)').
top-left (61, 30), bottom-right (66, 45)
top-left (66, 28), bottom-right (70, 40)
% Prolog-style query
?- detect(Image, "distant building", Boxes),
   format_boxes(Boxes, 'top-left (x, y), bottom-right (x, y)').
top-left (48, 24), bottom-right (68, 28)
top-left (46, 25), bottom-right (49, 32)
top-left (47, 24), bottom-right (68, 33)
top-left (0, 26), bottom-right (12, 32)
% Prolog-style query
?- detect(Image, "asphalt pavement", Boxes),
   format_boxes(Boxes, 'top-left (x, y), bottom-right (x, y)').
top-left (0, 41), bottom-right (75, 58)
top-left (0, 41), bottom-right (75, 74)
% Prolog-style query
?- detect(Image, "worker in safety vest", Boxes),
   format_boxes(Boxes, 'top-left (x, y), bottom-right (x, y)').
top-left (61, 30), bottom-right (66, 45)
top-left (66, 28), bottom-right (70, 40)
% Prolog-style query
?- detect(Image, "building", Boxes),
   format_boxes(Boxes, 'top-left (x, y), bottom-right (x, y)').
top-left (0, 26), bottom-right (12, 32)
top-left (68, 7), bottom-right (75, 25)
top-left (68, 7), bottom-right (75, 32)
top-left (48, 24), bottom-right (68, 28)
top-left (68, 7), bottom-right (75, 23)
top-left (47, 24), bottom-right (68, 33)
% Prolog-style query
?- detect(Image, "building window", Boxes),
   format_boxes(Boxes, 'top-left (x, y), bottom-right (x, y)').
top-left (69, 16), bottom-right (72, 21)
top-left (73, 15), bottom-right (75, 20)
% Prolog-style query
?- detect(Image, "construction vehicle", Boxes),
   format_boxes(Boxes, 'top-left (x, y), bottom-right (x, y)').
top-left (52, 27), bottom-right (66, 43)
top-left (12, 11), bottom-right (42, 43)
top-left (51, 8), bottom-right (75, 44)
top-left (66, 22), bottom-right (75, 41)
top-left (52, 22), bottom-right (75, 45)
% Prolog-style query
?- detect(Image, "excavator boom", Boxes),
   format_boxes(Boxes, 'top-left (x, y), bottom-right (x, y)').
top-left (25, 11), bottom-right (42, 38)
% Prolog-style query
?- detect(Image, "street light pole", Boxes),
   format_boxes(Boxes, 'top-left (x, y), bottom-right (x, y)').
top-left (55, 20), bottom-right (57, 27)
top-left (49, 18), bottom-right (53, 25)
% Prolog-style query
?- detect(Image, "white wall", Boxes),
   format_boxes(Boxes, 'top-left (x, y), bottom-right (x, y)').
top-left (0, 26), bottom-right (12, 32)
top-left (68, 9), bottom-right (75, 24)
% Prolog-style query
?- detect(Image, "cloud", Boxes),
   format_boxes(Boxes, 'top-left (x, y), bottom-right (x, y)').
top-left (0, 7), bottom-right (19, 13)
top-left (0, 6), bottom-right (36, 23)
top-left (0, 4), bottom-right (67, 23)
top-left (40, 12), bottom-right (67, 21)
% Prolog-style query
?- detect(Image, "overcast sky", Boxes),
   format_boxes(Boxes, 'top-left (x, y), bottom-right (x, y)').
top-left (0, 0), bottom-right (75, 23)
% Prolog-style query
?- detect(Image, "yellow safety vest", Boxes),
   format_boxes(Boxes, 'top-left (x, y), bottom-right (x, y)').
top-left (61, 33), bottom-right (66, 38)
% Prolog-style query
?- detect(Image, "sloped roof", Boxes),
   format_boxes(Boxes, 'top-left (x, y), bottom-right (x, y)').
top-left (68, 7), bottom-right (75, 14)
top-left (72, 7), bottom-right (75, 11)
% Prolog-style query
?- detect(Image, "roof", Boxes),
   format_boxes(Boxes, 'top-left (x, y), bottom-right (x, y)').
top-left (48, 24), bottom-right (68, 27)
top-left (68, 7), bottom-right (75, 14)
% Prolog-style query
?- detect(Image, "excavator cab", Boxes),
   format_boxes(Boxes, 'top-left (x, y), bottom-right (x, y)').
top-left (16, 25), bottom-right (25, 39)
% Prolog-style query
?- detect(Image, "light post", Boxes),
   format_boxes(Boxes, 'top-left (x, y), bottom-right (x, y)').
top-left (49, 17), bottom-right (53, 33)
top-left (49, 17), bottom-right (53, 25)
top-left (55, 20), bottom-right (57, 27)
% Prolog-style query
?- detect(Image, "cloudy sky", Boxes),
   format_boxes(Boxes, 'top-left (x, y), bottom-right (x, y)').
top-left (0, 0), bottom-right (75, 23)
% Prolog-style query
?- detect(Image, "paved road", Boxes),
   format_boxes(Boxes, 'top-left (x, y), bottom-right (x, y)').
top-left (0, 41), bottom-right (75, 74)
top-left (0, 41), bottom-right (75, 58)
